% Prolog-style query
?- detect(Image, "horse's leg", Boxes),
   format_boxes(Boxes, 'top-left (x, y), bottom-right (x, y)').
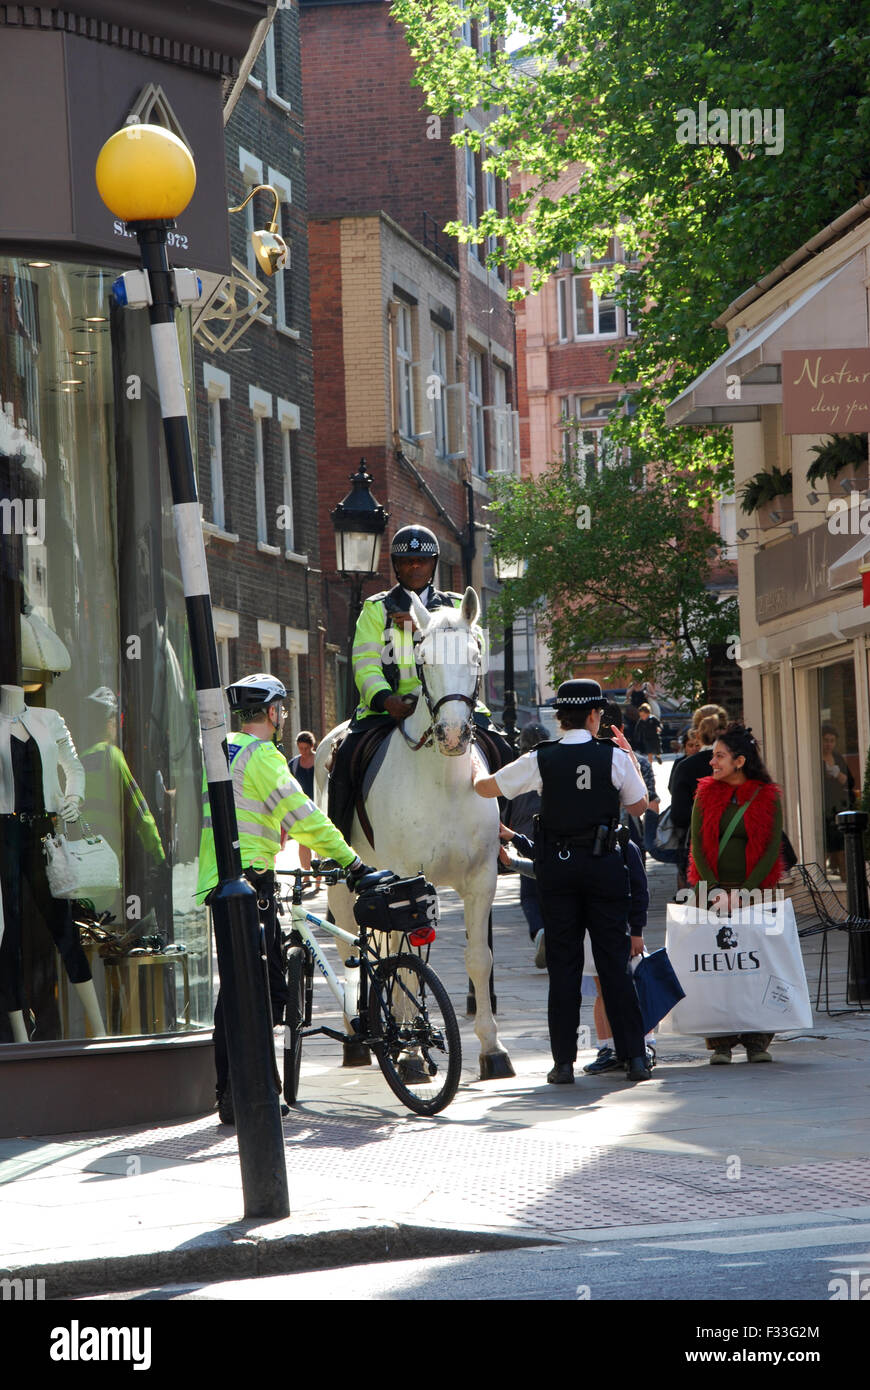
top-left (463, 878), bottom-right (515, 1080)
top-left (325, 878), bottom-right (372, 1067)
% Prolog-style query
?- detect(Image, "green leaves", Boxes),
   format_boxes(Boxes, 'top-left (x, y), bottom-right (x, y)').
top-left (487, 463), bottom-right (737, 700)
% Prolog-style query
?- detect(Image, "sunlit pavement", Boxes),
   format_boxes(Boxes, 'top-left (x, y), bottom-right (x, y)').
top-left (2, 762), bottom-right (869, 1296)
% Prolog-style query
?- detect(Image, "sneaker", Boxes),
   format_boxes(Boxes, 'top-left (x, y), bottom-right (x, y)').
top-left (645, 1045), bottom-right (657, 1070)
top-left (746, 1043), bottom-right (773, 1063)
top-left (709, 1047), bottom-right (732, 1065)
top-left (534, 929), bottom-right (547, 969)
top-left (583, 1045), bottom-right (622, 1075)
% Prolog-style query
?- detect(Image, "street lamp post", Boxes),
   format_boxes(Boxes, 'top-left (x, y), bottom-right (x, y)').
top-left (493, 552), bottom-right (525, 754)
top-left (331, 461), bottom-right (388, 720)
top-left (95, 125), bottom-right (289, 1219)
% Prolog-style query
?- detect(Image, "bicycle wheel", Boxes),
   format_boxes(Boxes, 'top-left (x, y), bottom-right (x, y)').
top-left (368, 953), bottom-right (461, 1115)
top-left (283, 946), bottom-right (306, 1105)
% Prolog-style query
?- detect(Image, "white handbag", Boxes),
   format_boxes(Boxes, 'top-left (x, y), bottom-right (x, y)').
top-left (660, 897), bottom-right (813, 1036)
top-left (42, 820), bottom-right (121, 900)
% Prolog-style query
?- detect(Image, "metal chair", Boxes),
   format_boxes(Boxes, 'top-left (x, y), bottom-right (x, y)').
top-left (793, 863), bottom-right (870, 1016)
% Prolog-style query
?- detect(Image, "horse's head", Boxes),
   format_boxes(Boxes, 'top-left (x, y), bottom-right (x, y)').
top-left (408, 587), bottom-right (482, 755)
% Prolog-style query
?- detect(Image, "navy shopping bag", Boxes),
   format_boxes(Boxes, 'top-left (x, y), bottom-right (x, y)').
top-left (630, 948), bottom-right (686, 1034)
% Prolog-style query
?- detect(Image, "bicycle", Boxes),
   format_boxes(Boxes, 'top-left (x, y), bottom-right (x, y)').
top-left (275, 861), bottom-right (462, 1116)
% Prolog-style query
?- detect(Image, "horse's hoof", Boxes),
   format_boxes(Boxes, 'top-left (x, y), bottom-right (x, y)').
top-left (479, 1052), bottom-right (515, 1081)
top-left (398, 1055), bottom-right (431, 1084)
top-left (342, 1039), bottom-right (372, 1068)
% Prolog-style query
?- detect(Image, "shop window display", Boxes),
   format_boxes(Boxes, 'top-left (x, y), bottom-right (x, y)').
top-left (817, 661), bottom-right (859, 882)
top-left (0, 257), bottom-right (211, 1044)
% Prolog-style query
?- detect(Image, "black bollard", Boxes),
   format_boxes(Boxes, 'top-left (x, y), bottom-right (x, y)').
top-left (836, 811), bottom-right (870, 1002)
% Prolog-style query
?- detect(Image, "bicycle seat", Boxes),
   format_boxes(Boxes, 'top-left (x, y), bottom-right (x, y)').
top-left (354, 869), bottom-right (396, 893)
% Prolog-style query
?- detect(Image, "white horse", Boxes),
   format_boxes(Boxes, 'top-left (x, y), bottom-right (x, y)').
top-left (315, 587), bottom-right (514, 1080)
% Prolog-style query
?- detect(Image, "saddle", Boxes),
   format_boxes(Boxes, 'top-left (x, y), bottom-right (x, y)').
top-left (327, 720), bottom-right (394, 849)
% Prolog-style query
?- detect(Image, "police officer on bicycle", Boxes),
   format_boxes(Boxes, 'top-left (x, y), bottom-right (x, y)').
top-left (196, 674), bottom-right (373, 1124)
top-left (473, 679), bottom-right (651, 1084)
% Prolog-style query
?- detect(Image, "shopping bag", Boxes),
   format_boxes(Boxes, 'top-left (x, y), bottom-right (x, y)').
top-left (42, 821), bottom-right (121, 900)
top-left (660, 897), bottom-right (813, 1036)
top-left (629, 948), bottom-right (686, 1033)
top-left (654, 806), bottom-right (684, 852)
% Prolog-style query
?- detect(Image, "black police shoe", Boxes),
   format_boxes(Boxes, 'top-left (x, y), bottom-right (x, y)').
top-left (547, 1063), bottom-right (575, 1085)
top-left (625, 1055), bottom-right (652, 1082)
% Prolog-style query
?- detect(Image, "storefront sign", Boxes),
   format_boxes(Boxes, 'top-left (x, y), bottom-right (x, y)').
top-left (755, 520), bottom-right (860, 622)
top-left (782, 348), bottom-right (870, 434)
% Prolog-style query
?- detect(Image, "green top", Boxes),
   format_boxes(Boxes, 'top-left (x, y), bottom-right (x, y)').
top-left (691, 790), bottom-right (782, 890)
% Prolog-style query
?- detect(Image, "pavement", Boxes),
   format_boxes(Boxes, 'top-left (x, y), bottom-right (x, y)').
top-left (2, 762), bottom-right (870, 1299)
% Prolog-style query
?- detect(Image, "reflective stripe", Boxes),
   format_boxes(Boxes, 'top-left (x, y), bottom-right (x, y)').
top-left (360, 673), bottom-right (387, 699)
top-left (277, 796), bottom-right (319, 827)
top-left (237, 819), bottom-right (280, 844)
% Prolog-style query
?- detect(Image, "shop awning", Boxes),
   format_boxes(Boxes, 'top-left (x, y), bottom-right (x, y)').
top-left (665, 261), bottom-right (863, 427)
top-left (829, 532), bottom-right (870, 590)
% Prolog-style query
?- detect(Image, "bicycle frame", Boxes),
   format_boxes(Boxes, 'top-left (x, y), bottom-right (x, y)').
top-left (288, 897), bottom-right (362, 1027)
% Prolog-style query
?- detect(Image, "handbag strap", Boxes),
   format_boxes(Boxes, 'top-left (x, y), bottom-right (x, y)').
top-left (717, 789), bottom-right (760, 860)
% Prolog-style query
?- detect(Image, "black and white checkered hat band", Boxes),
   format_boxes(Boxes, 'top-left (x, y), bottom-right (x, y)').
top-left (556, 696), bottom-right (602, 706)
top-left (392, 540), bottom-right (438, 555)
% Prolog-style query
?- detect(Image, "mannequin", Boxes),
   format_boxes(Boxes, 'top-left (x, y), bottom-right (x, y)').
top-left (0, 685), bottom-right (106, 1039)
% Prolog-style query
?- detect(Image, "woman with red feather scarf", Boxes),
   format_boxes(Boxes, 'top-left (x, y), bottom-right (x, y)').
top-left (688, 723), bottom-right (785, 1065)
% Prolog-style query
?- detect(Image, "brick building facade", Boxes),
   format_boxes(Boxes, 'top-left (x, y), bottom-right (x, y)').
top-left (193, 2), bottom-right (326, 735)
top-left (299, 0), bottom-right (526, 729)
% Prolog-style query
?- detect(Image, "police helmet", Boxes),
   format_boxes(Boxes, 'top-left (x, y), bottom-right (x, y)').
top-left (226, 673), bottom-right (287, 712)
top-left (390, 525), bottom-right (440, 561)
top-left (553, 679), bottom-right (606, 711)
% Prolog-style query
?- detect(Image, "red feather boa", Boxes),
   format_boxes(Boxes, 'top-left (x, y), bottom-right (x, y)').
top-left (688, 776), bottom-right (784, 890)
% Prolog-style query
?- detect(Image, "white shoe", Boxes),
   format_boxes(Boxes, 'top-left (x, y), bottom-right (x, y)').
top-left (534, 929), bottom-right (547, 969)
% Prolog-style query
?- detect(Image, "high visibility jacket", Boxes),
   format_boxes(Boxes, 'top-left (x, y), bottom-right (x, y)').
top-left (196, 733), bottom-right (356, 903)
top-left (80, 742), bottom-right (165, 864)
top-left (352, 584), bottom-right (493, 722)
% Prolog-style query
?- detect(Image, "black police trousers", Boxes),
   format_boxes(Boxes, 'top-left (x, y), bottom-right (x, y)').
top-left (213, 867), bottom-right (289, 1099)
top-left (536, 841), bottom-right (645, 1066)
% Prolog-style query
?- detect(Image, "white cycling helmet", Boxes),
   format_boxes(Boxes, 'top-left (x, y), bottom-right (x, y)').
top-left (226, 673), bottom-right (287, 712)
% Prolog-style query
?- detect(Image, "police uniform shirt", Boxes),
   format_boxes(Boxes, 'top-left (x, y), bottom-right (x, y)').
top-left (489, 728), bottom-right (647, 808)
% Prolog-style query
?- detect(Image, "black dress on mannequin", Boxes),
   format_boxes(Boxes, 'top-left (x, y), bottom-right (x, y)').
top-left (0, 736), bottom-right (93, 1032)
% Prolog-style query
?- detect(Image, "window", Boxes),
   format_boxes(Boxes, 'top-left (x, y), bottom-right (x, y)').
top-left (465, 144), bottom-right (480, 260)
top-left (396, 301), bottom-right (416, 439)
top-left (277, 398), bottom-right (301, 556)
top-left (431, 325), bottom-right (448, 457)
top-left (484, 161), bottom-right (498, 262)
top-left (560, 397), bottom-right (625, 480)
top-left (203, 365), bottom-right (231, 532)
top-left (487, 363), bottom-right (515, 474)
top-left (214, 608), bottom-right (240, 726)
top-left (267, 168), bottom-right (293, 334)
top-left (265, 21), bottom-right (292, 111)
top-left (469, 350), bottom-right (485, 475)
top-left (249, 386), bottom-right (273, 546)
top-left (458, 0), bottom-right (472, 46)
top-left (285, 627), bottom-right (310, 731)
top-left (554, 237), bottom-right (636, 341)
top-left (258, 619), bottom-right (281, 681)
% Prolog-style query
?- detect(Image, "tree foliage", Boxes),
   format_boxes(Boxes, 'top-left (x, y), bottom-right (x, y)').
top-left (392, 0), bottom-right (870, 494)
top-left (488, 464), bottom-right (739, 702)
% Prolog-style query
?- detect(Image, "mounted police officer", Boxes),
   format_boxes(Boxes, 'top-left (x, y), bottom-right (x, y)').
top-left (474, 679), bottom-right (651, 1084)
top-left (196, 673), bottom-right (372, 1124)
top-left (329, 524), bottom-right (505, 838)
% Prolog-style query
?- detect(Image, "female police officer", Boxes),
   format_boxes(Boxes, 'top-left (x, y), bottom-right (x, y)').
top-left (473, 679), bottom-right (651, 1084)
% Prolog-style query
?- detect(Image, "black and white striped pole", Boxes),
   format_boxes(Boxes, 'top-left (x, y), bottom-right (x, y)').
top-left (96, 125), bottom-right (289, 1219)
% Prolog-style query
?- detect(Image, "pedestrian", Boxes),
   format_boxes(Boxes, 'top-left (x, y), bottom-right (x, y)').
top-left (502, 721), bottom-right (550, 968)
top-left (601, 700), bottom-right (659, 863)
top-left (820, 722), bottom-right (854, 880)
top-left (687, 722), bottom-right (785, 1065)
top-left (669, 709), bottom-right (726, 889)
top-left (473, 678), bottom-right (652, 1085)
top-left (288, 730), bottom-right (321, 891)
top-left (196, 675), bottom-right (373, 1125)
top-left (634, 703), bottom-right (663, 762)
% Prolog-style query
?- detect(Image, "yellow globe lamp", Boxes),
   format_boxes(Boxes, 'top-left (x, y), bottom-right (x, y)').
top-left (95, 124), bottom-right (196, 223)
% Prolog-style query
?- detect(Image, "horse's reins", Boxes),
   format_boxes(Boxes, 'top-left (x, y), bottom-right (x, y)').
top-left (397, 634), bottom-right (482, 752)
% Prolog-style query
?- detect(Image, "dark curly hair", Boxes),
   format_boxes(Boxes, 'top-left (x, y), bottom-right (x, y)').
top-left (715, 722), bottom-right (772, 783)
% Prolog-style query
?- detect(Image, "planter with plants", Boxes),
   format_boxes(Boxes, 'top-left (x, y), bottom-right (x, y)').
top-left (739, 466), bottom-right (794, 529)
top-left (806, 433), bottom-right (869, 492)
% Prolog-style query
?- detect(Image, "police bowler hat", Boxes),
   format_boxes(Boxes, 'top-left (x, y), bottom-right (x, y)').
top-left (553, 679), bottom-right (606, 711)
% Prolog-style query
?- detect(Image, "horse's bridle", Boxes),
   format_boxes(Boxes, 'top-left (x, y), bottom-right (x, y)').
top-left (397, 632), bottom-right (482, 752)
